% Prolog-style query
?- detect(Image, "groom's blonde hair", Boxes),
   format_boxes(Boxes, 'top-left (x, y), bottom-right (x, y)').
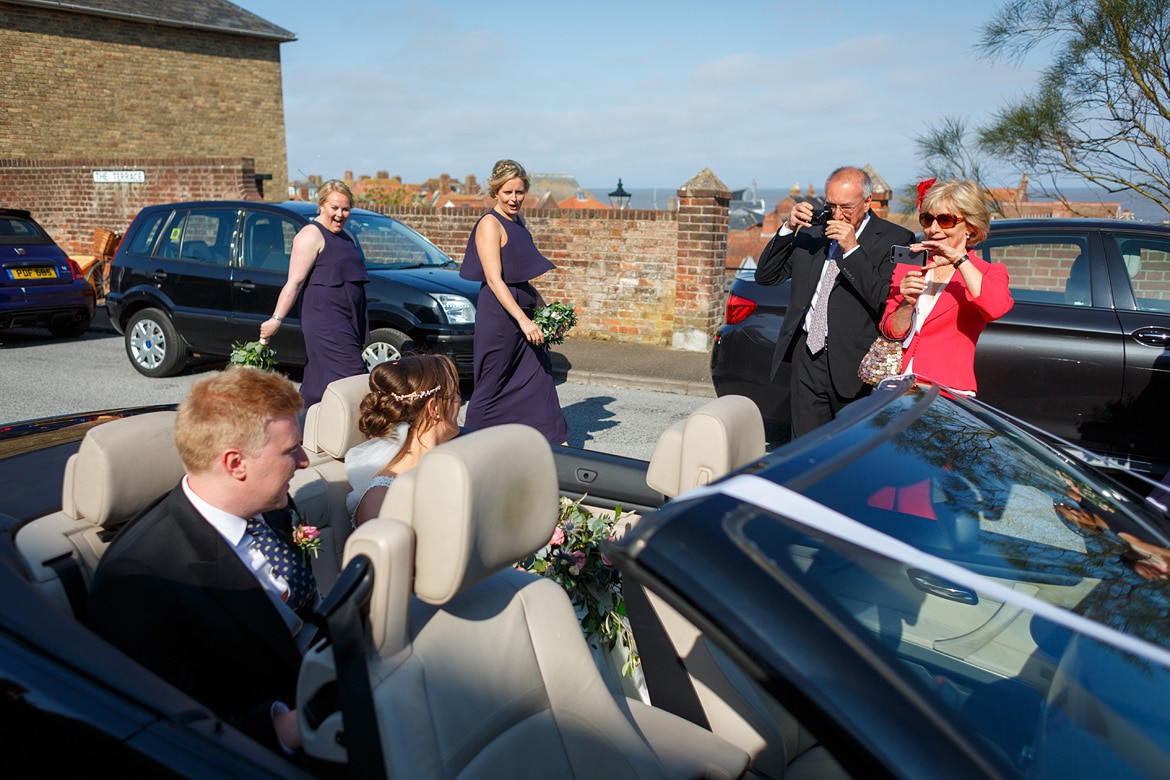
top-left (176, 367), bottom-right (303, 473)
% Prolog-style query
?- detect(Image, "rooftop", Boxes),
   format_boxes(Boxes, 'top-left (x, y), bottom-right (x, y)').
top-left (3, 0), bottom-right (296, 41)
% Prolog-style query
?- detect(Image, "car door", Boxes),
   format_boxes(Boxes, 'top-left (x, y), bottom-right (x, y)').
top-left (1101, 230), bottom-right (1170, 468)
top-left (148, 207), bottom-right (241, 353)
top-left (973, 228), bottom-right (1125, 454)
top-left (230, 209), bottom-right (306, 363)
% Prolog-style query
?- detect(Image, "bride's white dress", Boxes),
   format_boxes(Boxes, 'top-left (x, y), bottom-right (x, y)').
top-left (344, 422), bottom-right (409, 524)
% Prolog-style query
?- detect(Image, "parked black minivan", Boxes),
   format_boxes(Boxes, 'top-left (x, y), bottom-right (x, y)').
top-left (106, 201), bottom-right (479, 378)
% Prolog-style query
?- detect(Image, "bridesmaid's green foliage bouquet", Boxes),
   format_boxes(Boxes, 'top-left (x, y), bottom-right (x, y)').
top-left (229, 340), bottom-right (278, 371)
top-left (533, 301), bottom-right (577, 346)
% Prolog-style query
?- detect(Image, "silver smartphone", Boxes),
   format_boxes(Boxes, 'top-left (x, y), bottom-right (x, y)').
top-left (891, 245), bottom-right (928, 266)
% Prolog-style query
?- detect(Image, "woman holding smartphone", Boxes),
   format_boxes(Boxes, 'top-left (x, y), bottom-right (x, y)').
top-left (879, 179), bottom-right (1014, 394)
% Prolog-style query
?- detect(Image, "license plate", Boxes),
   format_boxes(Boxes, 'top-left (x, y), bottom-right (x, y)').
top-left (10, 267), bottom-right (58, 280)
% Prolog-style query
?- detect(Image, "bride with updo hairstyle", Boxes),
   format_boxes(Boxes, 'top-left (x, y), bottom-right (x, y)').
top-left (344, 354), bottom-right (462, 527)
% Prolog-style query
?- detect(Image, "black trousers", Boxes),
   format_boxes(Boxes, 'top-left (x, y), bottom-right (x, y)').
top-left (789, 330), bottom-right (870, 439)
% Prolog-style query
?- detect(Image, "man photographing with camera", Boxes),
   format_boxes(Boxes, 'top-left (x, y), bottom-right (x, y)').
top-left (756, 166), bottom-right (914, 439)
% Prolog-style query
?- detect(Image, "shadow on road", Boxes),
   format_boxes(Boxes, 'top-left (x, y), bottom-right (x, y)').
top-left (561, 394), bottom-right (619, 450)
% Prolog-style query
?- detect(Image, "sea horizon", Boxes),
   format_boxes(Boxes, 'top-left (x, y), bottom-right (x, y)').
top-left (584, 184), bottom-right (1168, 224)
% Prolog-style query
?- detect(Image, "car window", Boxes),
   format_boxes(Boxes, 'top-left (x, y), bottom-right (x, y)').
top-left (240, 212), bottom-right (297, 272)
top-left (345, 212), bottom-right (451, 268)
top-left (155, 209), bottom-right (237, 267)
top-left (977, 234), bottom-right (1091, 306)
top-left (125, 210), bottom-right (168, 256)
top-left (0, 215), bottom-right (53, 246)
top-left (1109, 235), bottom-right (1170, 314)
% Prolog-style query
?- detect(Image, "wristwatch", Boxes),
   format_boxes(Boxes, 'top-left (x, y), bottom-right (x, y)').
top-left (953, 255), bottom-right (967, 268)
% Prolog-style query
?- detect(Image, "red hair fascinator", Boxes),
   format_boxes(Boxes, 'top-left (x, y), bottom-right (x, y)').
top-left (916, 178), bottom-right (937, 210)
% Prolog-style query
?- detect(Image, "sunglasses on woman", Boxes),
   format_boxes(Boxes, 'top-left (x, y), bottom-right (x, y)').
top-left (919, 212), bottom-right (965, 229)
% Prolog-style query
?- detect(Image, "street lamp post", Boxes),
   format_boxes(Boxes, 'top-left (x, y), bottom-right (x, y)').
top-left (608, 179), bottom-right (631, 210)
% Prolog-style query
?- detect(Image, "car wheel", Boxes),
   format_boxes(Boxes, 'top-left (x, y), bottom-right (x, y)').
top-left (48, 314), bottom-right (91, 339)
top-left (86, 260), bottom-right (107, 302)
top-left (362, 327), bottom-right (414, 369)
top-left (125, 309), bottom-right (188, 377)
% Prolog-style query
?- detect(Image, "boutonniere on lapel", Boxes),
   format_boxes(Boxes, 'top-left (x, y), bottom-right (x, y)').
top-left (289, 507), bottom-right (321, 561)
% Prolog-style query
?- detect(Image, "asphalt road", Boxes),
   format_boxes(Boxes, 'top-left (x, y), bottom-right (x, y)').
top-left (0, 324), bottom-right (708, 462)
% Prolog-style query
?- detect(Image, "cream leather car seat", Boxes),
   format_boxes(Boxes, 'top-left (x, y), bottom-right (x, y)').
top-left (15, 411), bottom-right (184, 615)
top-left (298, 424), bottom-right (749, 779)
top-left (299, 372), bottom-right (375, 585)
top-left (641, 396), bottom-right (845, 779)
top-left (646, 395), bottom-right (766, 497)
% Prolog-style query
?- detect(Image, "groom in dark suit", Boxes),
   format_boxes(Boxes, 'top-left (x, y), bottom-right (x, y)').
top-left (88, 367), bottom-right (314, 754)
top-left (756, 166), bottom-right (914, 438)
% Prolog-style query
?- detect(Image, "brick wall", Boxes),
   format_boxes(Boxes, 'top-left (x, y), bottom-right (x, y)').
top-left (0, 4), bottom-right (289, 199)
top-left (370, 171), bottom-right (728, 350)
top-left (0, 157), bottom-right (261, 254)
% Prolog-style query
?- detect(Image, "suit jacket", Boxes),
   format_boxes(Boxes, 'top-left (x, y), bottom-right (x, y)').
top-left (87, 485), bottom-right (304, 751)
top-left (879, 254), bottom-right (1014, 393)
top-left (756, 212), bottom-right (915, 398)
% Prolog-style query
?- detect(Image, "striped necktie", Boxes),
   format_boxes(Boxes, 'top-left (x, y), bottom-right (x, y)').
top-left (806, 241), bottom-right (843, 354)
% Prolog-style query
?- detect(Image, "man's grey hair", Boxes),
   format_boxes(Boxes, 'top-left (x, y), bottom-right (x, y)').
top-left (826, 166), bottom-right (873, 199)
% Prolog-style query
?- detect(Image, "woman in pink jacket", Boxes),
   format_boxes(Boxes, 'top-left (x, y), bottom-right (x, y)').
top-left (880, 179), bottom-right (1014, 394)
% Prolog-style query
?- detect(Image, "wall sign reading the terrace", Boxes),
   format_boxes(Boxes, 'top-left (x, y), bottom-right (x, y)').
top-left (93, 170), bottom-right (146, 183)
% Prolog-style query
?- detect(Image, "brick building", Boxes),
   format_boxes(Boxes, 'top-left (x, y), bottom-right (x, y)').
top-left (0, 0), bottom-right (294, 254)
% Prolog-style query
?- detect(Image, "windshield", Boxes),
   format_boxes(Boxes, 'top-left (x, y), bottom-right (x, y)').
top-left (344, 212), bottom-right (453, 269)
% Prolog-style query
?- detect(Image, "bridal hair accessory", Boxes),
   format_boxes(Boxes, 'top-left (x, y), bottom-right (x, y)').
top-left (391, 384), bottom-right (442, 403)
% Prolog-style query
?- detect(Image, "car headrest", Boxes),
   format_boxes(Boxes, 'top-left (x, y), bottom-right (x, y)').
top-left (303, 373), bottom-right (371, 458)
top-left (62, 411), bottom-right (184, 528)
top-left (358, 424), bottom-right (559, 607)
top-left (646, 395), bottom-right (766, 498)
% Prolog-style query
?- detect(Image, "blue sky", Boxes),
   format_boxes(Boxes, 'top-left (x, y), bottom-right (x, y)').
top-left (237, 0), bottom-right (1049, 195)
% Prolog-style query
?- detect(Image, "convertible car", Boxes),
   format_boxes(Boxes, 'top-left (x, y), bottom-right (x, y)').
top-left (3, 374), bottom-right (1170, 778)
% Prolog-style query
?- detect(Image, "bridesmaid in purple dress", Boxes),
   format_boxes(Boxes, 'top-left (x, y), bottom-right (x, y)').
top-left (260, 179), bottom-right (370, 407)
top-left (460, 159), bottom-right (569, 444)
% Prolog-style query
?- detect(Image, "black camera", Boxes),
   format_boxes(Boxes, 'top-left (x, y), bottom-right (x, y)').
top-left (810, 206), bottom-right (833, 225)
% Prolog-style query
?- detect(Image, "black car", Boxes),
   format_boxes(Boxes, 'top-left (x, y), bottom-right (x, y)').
top-left (712, 218), bottom-right (1170, 473)
top-left (105, 201), bottom-right (479, 377)
top-left (0, 208), bottom-right (95, 338)
top-left (6, 379), bottom-right (1170, 776)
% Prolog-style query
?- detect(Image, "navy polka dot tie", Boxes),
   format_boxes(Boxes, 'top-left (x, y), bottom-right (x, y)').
top-left (246, 516), bottom-right (317, 615)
